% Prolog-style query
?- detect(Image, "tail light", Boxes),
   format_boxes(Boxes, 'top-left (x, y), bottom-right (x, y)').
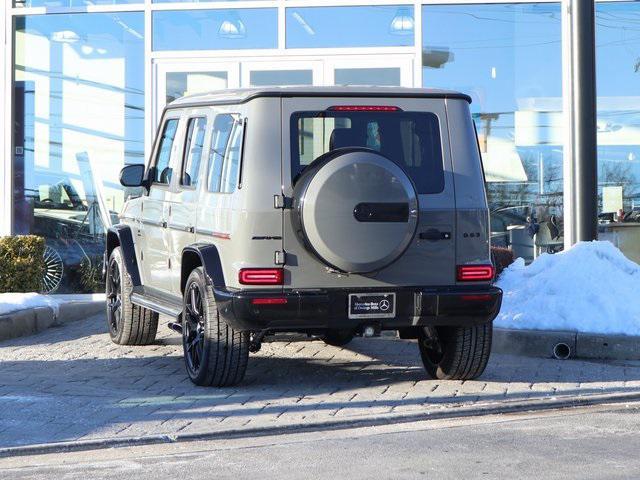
top-left (239, 268), bottom-right (284, 285)
top-left (457, 265), bottom-right (495, 282)
top-left (328, 105), bottom-right (401, 112)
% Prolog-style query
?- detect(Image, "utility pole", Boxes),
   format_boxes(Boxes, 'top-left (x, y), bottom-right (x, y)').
top-left (562, 0), bottom-right (598, 246)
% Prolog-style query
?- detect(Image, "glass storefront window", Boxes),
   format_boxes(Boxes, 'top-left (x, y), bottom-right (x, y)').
top-left (152, 9), bottom-right (277, 51)
top-left (153, 0), bottom-right (266, 2)
top-left (286, 6), bottom-right (415, 49)
top-left (595, 1), bottom-right (640, 264)
top-left (334, 67), bottom-right (401, 86)
top-left (13, 12), bottom-right (144, 293)
top-left (249, 70), bottom-right (313, 87)
top-left (14, 0), bottom-right (141, 6)
top-left (166, 71), bottom-right (228, 105)
top-left (423, 3), bottom-right (563, 262)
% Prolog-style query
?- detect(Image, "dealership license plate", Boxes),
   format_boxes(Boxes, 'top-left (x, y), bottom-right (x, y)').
top-left (348, 293), bottom-right (396, 319)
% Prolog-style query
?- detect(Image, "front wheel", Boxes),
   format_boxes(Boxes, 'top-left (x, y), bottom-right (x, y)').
top-left (106, 247), bottom-right (158, 345)
top-left (418, 323), bottom-right (492, 380)
top-left (182, 267), bottom-right (249, 387)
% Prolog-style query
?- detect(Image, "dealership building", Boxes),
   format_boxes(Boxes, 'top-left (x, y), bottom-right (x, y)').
top-left (0, 1), bottom-right (638, 292)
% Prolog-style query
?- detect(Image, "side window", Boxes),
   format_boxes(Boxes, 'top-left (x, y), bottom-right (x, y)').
top-left (220, 121), bottom-right (244, 194)
top-left (181, 117), bottom-right (207, 187)
top-left (207, 113), bottom-right (236, 193)
top-left (152, 118), bottom-right (179, 185)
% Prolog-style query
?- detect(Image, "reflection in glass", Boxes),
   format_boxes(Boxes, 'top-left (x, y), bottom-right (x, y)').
top-left (153, 9), bottom-right (277, 51)
top-left (423, 3), bottom-right (562, 261)
top-left (153, 0), bottom-right (265, 2)
top-left (153, 119), bottom-right (179, 185)
top-left (220, 122), bottom-right (244, 194)
top-left (389, 7), bottom-right (415, 36)
top-left (166, 71), bottom-right (228, 105)
top-left (291, 111), bottom-right (444, 194)
top-left (249, 70), bottom-right (313, 87)
top-left (181, 117), bottom-right (208, 188)
top-left (595, 2), bottom-right (640, 264)
top-left (335, 68), bottom-right (401, 87)
top-left (286, 6), bottom-right (414, 48)
top-left (218, 11), bottom-right (246, 39)
top-left (13, 13), bottom-right (145, 293)
top-left (208, 114), bottom-right (236, 193)
top-left (15, 0), bottom-right (140, 6)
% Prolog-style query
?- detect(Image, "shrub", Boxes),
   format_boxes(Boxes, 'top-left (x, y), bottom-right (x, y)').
top-left (0, 235), bottom-right (46, 293)
top-left (491, 246), bottom-right (515, 277)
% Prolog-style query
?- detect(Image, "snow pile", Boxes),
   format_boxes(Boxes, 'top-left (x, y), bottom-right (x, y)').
top-left (495, 241), bottom-right (640, 335)
top-left (0, 293), bottom-right (62, 316)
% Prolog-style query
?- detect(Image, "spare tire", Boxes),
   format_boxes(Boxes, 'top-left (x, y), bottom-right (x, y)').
top-left (292, 147), bottom-right (419, 274)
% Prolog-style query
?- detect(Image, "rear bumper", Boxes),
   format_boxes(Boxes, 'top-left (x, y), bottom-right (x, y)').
top-left (214, 285), bottom-right (502, 332)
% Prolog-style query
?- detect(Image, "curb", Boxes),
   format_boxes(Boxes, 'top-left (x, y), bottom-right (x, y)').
top-left (2, 390), bottom-right (640, 459)
top-left (493, 327), bottom-right (640, 361)
top-left (0, 295), bottom-right (104, 342)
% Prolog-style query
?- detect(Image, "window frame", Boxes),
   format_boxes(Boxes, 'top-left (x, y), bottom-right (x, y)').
top-left (179, 115), bottom-right (208, 190)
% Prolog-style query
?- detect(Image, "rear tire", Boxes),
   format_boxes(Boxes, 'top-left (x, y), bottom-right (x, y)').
top-left (418, 323), bottom-right (492, 380)
top-left (322, 329), bottom-right (355, 347)
top-left (106, 247), bottom-right (158, 345)
top-left (182, 267), bottom-right (249, 387)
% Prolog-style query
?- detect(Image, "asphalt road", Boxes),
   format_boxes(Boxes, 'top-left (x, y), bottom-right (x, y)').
top-left (3, 402), bottom-right (640, 479)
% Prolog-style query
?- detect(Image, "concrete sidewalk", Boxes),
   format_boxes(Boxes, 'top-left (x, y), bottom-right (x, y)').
top-left (1, 313), bottom-right (640, 455)
top-left (0, 294), bottom-right (104, 341)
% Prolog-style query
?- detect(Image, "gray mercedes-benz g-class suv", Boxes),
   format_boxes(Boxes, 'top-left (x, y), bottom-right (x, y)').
top-left (107, 87), bottom-right (502, 387)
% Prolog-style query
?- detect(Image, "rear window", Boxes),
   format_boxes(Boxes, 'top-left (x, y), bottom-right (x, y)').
top-left (290, 110), bottom-right (444, 194)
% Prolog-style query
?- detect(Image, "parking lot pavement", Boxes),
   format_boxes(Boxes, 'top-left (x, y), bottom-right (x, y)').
top-left (1, 314), bottom-right (640, 451)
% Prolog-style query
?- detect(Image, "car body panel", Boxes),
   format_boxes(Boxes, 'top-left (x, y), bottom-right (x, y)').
top-left (111, 87), bottom-right (497, 331)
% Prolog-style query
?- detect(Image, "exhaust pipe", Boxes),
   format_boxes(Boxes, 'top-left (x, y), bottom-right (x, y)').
top-left (553, 342), bottom-right (571, 360)
top-left (168, 322), bottom-right (182, 334)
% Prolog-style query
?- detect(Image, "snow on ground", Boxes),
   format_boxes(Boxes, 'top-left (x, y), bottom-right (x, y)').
top-left (0, 293), bottom-right (62, 316)
top-left (495, 241), bottom-right (640, 335)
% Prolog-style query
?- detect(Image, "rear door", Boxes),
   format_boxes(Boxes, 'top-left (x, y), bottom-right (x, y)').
top-left (166, 110), bottom-right (210, 294)
top-left (281, 96), bottom-right (456, 289)
top-left (194, 108), bottom-right (245, 284)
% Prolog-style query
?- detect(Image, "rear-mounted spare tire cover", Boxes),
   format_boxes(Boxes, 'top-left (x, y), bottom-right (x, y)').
top-left (293, 148), bottom-right (419, 274)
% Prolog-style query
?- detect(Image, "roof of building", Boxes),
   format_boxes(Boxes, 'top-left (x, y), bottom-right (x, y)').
top-left (168, 86), bottom-right (472, 108)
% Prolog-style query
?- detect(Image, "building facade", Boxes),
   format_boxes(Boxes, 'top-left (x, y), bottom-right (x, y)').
top-left (1, 1), bottom-right (639, 292)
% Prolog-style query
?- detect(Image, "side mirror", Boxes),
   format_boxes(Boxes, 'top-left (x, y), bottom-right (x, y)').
top-left (119, 164), bottom-right (145, 187)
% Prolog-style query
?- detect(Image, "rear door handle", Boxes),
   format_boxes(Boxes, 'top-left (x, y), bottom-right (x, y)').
top-left (419, 229), bottom-right (451, 241)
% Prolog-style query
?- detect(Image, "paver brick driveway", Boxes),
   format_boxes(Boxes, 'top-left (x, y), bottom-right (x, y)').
top-left (2, 314), bottom-right (640, 449)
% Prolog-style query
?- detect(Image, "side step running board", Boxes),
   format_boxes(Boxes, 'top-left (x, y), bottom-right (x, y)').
top-left (131, 292), bottom-right (182, 320)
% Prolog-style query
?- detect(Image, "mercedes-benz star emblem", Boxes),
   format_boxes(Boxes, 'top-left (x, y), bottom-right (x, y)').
top-left (379, 299), bottom-right (390, 311)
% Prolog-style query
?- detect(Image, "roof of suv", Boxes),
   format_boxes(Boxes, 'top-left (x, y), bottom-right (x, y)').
top-left (168, 86), bottom-right (472, 108)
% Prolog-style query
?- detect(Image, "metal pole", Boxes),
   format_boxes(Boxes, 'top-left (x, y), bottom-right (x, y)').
top-left (572, 0), bottom-right (598, 242)
top-left (561, 0), bottom-right (576, 249)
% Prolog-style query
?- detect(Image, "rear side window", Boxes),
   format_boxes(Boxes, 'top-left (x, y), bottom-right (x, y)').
top-left (207, 113), bottom-right (242, 193)
top-left (207, 114), bottom-right (235, 192)
top-left (153, 118), bottom-right (179, 185)
top-left (220, 121), bottom-right (244, 193)
top-left (291, 111), bottom-right (444, 194)
top-left (181, 117), bottom-right (207, 187)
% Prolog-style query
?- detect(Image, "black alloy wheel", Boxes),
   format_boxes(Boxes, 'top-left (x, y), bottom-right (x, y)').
top-left (183, 281), bottom-right (206, 378)
top-left (106, 257), bottom-right (123, 337)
